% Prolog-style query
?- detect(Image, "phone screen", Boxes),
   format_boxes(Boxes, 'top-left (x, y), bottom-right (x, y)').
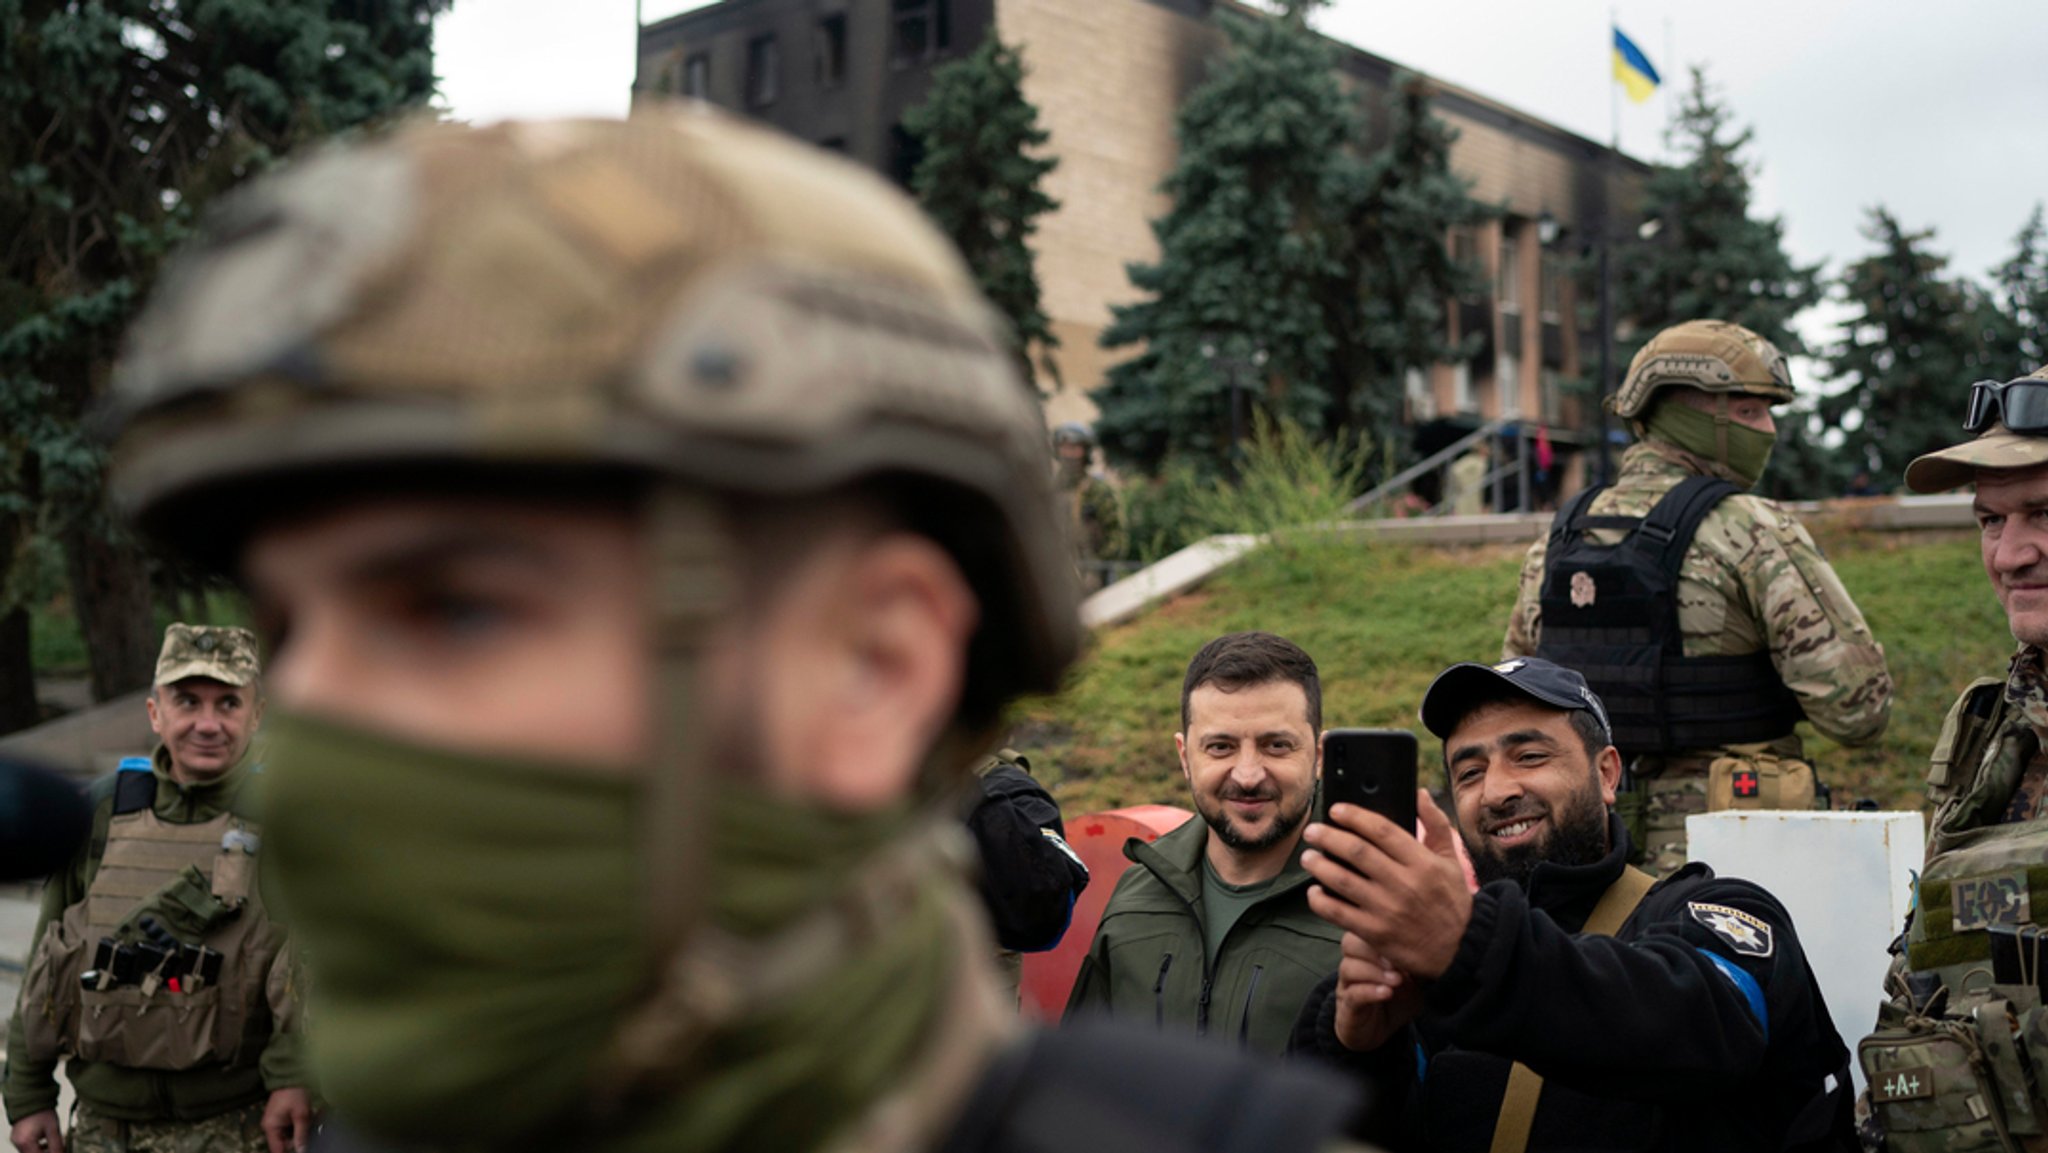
top-left (1318, 728), bottom-right (1419, 834)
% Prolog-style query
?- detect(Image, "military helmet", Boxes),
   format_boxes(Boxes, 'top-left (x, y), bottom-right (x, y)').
top-left (1609, 319), bottom-right (1795, 420)
top-left (107, 109), bottom-right (1079, 714)
top-left (1051, 420), bottom-right (1095, 447)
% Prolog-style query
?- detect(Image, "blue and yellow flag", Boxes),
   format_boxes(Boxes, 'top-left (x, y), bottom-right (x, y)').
top-left (1612, 27), bottom-right (1661, 104)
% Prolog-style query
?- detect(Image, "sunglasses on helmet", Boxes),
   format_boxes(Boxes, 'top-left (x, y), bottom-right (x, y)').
top-left (1964, 377), bottom-right (2048, 435)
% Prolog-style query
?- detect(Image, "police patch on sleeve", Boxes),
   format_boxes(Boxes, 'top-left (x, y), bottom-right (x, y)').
top-left (1689, 902), bottom-right (1775, 958)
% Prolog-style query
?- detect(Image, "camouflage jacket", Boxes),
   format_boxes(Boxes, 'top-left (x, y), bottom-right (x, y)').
top-left (1504, 440), bottom-right (1893, 759)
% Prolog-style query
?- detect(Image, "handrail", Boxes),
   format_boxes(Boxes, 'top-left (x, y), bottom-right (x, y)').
top-left (1348, 418), bottom-right (1509, 512)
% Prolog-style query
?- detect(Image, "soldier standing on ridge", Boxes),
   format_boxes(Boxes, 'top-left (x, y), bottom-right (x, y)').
top-left (1053, 421), bottom-right (1124, 592)
top-left (1861, 365), bottom-right (2048, 1150)
top-left (1503, 319), bottom-right (1892, 875)
top-left (99, 110), bottom-right (1362, 1153)
top-left (6, 625), bottom-right (308, 1153)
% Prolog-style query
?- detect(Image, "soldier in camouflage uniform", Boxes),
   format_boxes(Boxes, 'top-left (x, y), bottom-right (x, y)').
top-left (1858, 366), bottom-right (2048, 1151)
top-left (1504, 320), bottom-right (1892, 875)
top-left (100, 112), bottom-right (1361, 1153)
top-left (5, 626), bottom-right (308, 1153)
top-left (1053, 421), bottom-right (1125, 592)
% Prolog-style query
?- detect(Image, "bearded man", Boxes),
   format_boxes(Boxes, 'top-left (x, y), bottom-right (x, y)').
top-left (1064, 631), bottom-right (1341, 1055)
top-left (1291, 657), bottom-right (1855, 1152)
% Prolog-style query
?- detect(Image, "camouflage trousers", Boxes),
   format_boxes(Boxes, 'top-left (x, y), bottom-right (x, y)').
top-left (70, 1102), bottom-right (267, 1153)
top-left (1627, 766), bottom-right (1710, 880)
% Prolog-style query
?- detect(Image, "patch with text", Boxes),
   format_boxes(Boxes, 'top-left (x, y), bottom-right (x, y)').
top-left (1951, 872), bottom-right (2031, 932)
top-left (1688, 901), bottom-right (1775, 958)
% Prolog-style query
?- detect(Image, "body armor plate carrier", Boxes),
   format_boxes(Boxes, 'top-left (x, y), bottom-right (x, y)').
top-left (1535, 475), bottom-right (1805, 756)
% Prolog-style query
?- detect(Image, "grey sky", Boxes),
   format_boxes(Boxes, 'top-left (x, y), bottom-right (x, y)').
top-left (436, 0), bottom-right (2048, 357)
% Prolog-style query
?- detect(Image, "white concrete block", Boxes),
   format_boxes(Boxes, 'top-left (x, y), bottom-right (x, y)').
top-left (1687, 810), bottom-right (1926, 1094)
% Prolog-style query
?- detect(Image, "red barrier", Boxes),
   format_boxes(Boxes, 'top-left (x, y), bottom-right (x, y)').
top-left (1019, 805), bottom-right (1192, 1022)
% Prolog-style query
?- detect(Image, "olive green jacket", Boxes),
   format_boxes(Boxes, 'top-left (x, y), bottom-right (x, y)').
top-left (1062, 816), bottom-right (1341, 1055)
top-left (3, 751), bottom-right (302, 1123)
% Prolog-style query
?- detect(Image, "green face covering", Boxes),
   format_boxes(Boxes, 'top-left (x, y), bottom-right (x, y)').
top-left (1645, 396), bottom-right (1777, 487)
top-left (261, 711), bottom-right (954, 1152)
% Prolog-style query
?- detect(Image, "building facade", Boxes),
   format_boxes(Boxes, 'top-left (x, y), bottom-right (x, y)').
top-left (637, 0), bottom-right (1648, 493)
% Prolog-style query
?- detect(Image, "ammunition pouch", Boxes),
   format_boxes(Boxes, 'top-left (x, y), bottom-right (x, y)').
top-left (1861, 986), bottom-right (2048, 1152)
top-left (1706, 748), bottom-right (1817, 813)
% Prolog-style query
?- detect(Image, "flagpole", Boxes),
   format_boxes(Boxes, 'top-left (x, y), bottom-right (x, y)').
top-left (1596, 10), bottom-right (1618, 485)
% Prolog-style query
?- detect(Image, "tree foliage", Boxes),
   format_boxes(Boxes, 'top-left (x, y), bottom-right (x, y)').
top-left (1990, 203), bottom-right (2048, 375)
top-left (1093, 8), bottom-right (1485, 476)
top-left (1615, 68), bottom-right (1821, 364)
top-left (1819, 207), bottom-right (2002, 484)
top-left (904, 31), bottom-right (1061, 389)
top-left (0, 0), bottom-right (448, 714)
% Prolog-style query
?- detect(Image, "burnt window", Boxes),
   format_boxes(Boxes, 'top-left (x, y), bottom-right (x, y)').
top-left (1497, 226), bottom-right (1523, 313)
top-left (816, 13), bottom-right (848, 87)
top-left (1539, 251), bottom-right (1566, 321)
top-left (891, 0), bottom-right (951, 63)
top-left (746, 35), bottom-right (780, 107)
top-left (683, 53), bottom-right (710, 98)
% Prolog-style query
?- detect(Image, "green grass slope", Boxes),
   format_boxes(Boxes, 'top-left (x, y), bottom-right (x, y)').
top-left (1013, 526), bottom-right (2009, 818)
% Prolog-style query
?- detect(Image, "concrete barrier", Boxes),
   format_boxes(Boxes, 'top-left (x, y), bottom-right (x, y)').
top-left (1688, 810), bottom-right (1925, 1093)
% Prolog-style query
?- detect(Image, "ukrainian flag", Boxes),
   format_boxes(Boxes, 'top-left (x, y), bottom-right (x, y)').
top-left (1612, 27), bottom-right (1661, 104)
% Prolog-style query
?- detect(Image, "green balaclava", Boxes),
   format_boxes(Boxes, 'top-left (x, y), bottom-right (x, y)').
top-left (1644, 394), bottom-right (1777, 487)
top-left (260, 710), bottom-right (956, 1153)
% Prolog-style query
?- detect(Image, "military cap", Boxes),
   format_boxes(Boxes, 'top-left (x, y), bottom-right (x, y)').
top-left (155, 623), bottom-right (260, 688)
top-left (1905, 366), bottom-right (2048, 493)
top-left (1420, 657), bottom-right (1613, 745)
top-left (1610, 319), bottom-right (1795, 420)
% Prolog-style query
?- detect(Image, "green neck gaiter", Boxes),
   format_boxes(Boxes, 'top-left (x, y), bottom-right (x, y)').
top-left (261, 711), bottom-right (955, 1153)
top-left (1645, 398), bottom-right (1775, 487)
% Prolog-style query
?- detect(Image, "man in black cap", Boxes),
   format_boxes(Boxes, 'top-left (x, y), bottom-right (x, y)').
top-left (1290, 657), bottom-right (1855, 1152)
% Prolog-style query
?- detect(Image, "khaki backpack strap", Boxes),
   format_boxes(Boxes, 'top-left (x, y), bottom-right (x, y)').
top-left (1487, 865), bottom-right (1657, 1153)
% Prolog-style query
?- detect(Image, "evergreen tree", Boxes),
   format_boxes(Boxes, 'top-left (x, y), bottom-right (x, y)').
top-left (1329, 75), bottom-right (1491, 443)
top-left (1820, 207), bottom-right (2000, 485)
top-left (1616, 68), bottom-right (1821, 364)
top-left (0, 0), bottom-right (448, 726)
top-left (904, 32), bottom-right (1061, 389)
top-left (1091, 7), bottom-right (1354, 473)
top-left (1991, 203), bottom-right (2048, 374)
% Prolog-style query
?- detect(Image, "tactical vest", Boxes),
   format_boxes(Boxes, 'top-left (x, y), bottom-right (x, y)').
top-left (1862, 676), bottom-right (2048, 1151)
top-left (1535, 475), bottom-right (1805, 756)
top-left (17, 769), bottom-right (284, 1072)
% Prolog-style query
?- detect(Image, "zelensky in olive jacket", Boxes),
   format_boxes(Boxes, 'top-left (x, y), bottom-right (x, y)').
top-left (1063, 632), bottom-right (1342, 1054)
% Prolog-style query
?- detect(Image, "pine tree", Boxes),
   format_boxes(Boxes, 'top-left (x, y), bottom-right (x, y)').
top-left (1329, 75), bottom-right (1492, 443)
top-left (1616, 68), bottom-right (1821, 363)
top-left (904, 32), bottom-right (1061, 389)
top-left (1092, 7), bottom-right (1353, 473)
top-left (1820, 207), bottom-right (2001, 485)
top-left (0, 0), bottom-right (448, 726)
top-left (1991, 203), bottom-right (2048, 375)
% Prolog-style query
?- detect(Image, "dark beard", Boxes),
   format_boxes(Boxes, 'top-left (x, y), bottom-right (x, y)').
top-left (1197, 787), bottom-right (1313, 855)
top-left (1465, 788), bottom-right (1610, 888)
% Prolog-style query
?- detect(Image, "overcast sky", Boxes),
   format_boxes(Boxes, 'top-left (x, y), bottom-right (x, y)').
top-left (436, 0), bottom-right (2048, 357)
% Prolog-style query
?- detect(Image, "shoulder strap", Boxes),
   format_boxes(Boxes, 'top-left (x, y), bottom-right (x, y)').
top-left (1633, 476), bottom-right (1740, 576)
top-left (1546, 484), bottom-right (1607, 553)
top-left (112, 768), bottom-right (156, 816)
top-left (1488, 866), bottom-right (1657, 1153)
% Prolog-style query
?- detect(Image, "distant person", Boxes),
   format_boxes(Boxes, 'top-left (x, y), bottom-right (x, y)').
top-left (5, 625), bottom-right (309, 1153)
top-left (1065, 631), bottom-right (1341, 1054)
top-left (1053, 421), bottom-right (1125, 592)
top-left (1447, 441), bottom-right (1489, 516)
top-left (1862, 366), bottom-right (2048, 1149)
top-left (1504, 320), bottom-right (1892, 875)
top-left (1293, 657), bottom-right (1855, 1152)
top-left (967, 748), bottom-right (1090, 1005)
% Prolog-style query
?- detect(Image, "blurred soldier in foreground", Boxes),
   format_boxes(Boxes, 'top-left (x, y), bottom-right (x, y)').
top-left (1052, 421), bottom-right (1124, 592)
top-left (1065, 631), bottom-right (1341, 1055)
top-left (104, 111), bottom-right (1358, 1152)
top-left (1504, 320), bottom-right (1892, 874)
top-left (1293, 657), bottom-right (1855, 1151)
top-left (6, 626), bottom-right (308, 1153)
top-left (1861, 366), bottom-right (2048, 1150)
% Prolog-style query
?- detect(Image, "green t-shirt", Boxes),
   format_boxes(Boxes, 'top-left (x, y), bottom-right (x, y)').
top-left (1199, 857), bottom-right (1276, 964)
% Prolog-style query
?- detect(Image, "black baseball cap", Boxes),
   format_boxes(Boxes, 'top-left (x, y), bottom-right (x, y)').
top-left (1419, 658), bottom-right (1614, 745)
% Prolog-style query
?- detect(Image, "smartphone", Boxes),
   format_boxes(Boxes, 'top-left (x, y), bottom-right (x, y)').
top-left (1318, 728), bottom-right (1418, 835)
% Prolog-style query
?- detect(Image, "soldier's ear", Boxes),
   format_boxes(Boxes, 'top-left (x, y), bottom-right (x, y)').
top-left (1596, 745), bottom-right (1624, 806)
